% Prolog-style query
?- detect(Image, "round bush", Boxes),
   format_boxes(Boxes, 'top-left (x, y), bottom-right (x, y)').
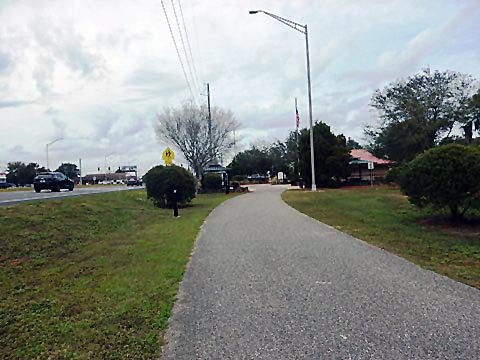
top-left (384, 166), bottom-right (404, 184)
top-left (202, 173), bottom-right (223, 190)
top-left (144, 165), bottom-right (196, 208)
top-left (231, 175), bottom-right (246, 182)
top-left (400, 144), bottom-right (480, 219)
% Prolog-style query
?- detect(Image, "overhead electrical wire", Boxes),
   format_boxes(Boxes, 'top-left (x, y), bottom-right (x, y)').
top-left (160, 0), bottom-right (197, 104)
top-left (177, 0), bottom-right (202, 92)
top-left (170, 0), bottom-right (199, 97)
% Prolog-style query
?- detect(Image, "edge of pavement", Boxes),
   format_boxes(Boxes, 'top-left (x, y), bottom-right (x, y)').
top-left (160, 192), bottom-right (246, 359)
top-left (280, 188), bottom-right (480, 294)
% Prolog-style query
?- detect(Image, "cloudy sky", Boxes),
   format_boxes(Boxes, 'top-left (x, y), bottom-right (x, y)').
top-left (0, 0), bottom-right (479, 175)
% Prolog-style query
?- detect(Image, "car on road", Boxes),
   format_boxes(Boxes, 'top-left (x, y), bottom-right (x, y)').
top-left (126, 178), bottom-right (142, 186)
top-left (0, 182), bottom-right (15, 189)
top-left (33, 172), bottom-right (74, 192)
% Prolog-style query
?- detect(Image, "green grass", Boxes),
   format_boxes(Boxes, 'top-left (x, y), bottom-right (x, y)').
top-left (0, 190), bottom-right (237, 359)
top-left (282, 186), bottom-right (480, 289)
top-left (0, 184), bottom-right (124, 193)
top-left (0, 187), bottom-right (32, 192)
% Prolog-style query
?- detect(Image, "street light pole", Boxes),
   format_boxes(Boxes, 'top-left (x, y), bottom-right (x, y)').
top-left (249, 10), bottom-right (317, 191)
top-left (304, 24), bottom-right (316, 191)
top-left (46, 138), bottom-right (62, 171)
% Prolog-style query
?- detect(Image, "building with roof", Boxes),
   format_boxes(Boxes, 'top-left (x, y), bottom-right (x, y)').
top-left (349, 149), bottom-right (393, 183)
top-left (82, 172), bottom-right (128, 185)
top-left (203, 160), bottom-right (229, 185)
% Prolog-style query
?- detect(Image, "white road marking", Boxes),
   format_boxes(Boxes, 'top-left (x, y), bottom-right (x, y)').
top-left (0, 187), bottom-right (138, 205)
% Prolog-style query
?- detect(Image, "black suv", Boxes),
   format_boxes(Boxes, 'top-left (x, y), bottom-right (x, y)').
top-left (34, 172), bottom-right (74, 193)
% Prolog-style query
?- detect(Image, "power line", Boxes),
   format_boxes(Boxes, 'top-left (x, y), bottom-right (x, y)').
top-left (160, 0), bottom-right (197, 104)
top-left (188, 0), bottom-right (206, 84)
top-left (177, 0), bottom-right (202, 90)
top-left (170, 0), bottom-right (199, 96)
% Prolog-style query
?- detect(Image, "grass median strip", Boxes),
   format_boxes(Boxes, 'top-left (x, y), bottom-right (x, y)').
top-left (0, 190), bottom-right (238, 359)
top-left (282, 187), bottom-right (480, 289)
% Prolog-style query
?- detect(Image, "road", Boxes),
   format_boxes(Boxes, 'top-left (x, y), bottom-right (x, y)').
top-left (0, 186), bottom-right (141, 206)
top-left (163, 184), bottom-right (480, 359)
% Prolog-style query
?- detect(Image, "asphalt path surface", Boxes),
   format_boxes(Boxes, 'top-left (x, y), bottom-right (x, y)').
top-left (163, 184), bottom-right (480, 359)
top-left (0, 185), bottom-right (141, 206)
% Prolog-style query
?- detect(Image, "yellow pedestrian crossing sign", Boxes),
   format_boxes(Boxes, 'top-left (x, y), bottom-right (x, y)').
top-left (162, 147), bottom-right (175, 165)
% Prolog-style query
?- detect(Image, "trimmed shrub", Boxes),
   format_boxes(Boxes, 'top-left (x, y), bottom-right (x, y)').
top-left (202, 173), bottom-right (223, 190)
top-left (231, 175), bottom-right (246, 182)
top-left (400, 144), bottom-right (480, 219)
top-left (144, 165), bottom-right (196, 208)
top-left (384, 166), bottom-right (404, 184)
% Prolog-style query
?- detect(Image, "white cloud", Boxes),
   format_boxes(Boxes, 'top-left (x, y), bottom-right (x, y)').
top-left (0, 0), bottom-right (479, 174)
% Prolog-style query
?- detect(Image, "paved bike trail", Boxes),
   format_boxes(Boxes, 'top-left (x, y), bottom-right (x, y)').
top-left (163, 185), bottom-right (480, 359)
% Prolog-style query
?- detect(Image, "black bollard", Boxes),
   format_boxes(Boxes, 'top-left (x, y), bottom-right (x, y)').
top-left (172, 189), bottom-right (179, 217)
top-left (225, 173), bottom-right (229, 194)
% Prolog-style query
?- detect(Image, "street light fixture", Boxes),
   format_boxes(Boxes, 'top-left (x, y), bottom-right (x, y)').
top-left (249, 10), bottom-right (317, 191)
top-left (46, 138), bottom-right (63, 171)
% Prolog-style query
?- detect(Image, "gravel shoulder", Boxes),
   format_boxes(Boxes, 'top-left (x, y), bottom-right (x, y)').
top-left (163, 184), bottom-right (480, 359)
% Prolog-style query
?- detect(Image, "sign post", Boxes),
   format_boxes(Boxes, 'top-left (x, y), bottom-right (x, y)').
top-left (277, 172), bottom-right (284, 184)
top-left (368, 161), bottom-right (374, 187)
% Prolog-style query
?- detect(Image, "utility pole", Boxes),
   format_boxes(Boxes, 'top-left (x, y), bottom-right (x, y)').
top-left (233, 128), bottom-right (236, 161)
top-left (206, 83), bottom-right (212, 159)
top-left (79, 158), bottom-right (82, 185)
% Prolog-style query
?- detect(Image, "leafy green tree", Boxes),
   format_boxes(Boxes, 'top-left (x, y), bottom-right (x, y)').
top-left (400, 144), bottom-right (480, 220)
top-left (143, 165), bottom-right (196, 208)
top-left (346, 137), bottom-right (362, 149)
top-left (6, 162), bottom-right (40, 185)
top-left (229, 146), bottom-right (272, 177)
top-left (229, 133), bottom-right (300, 180)
top-left (298, 122), bottom-right (351, 188)
top-left (464, 90), bottom-right (480, 144)
top-left (55, 163), bottom-right (79, 179)
top-left (6, 162), bottom-right (22, 184)
top-left (366, 69), bottom-right (477, 162)
top-left (268, 141), bottom-right (290, 175)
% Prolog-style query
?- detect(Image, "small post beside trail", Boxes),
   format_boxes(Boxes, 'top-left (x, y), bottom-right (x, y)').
top-left (172, 189), bottom-right (179, 217)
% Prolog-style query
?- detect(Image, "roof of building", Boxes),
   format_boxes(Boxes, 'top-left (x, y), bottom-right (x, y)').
top-left (350, 149), bottom-right (393, 164)
top-left (83, 173), bottom-right (128, 180)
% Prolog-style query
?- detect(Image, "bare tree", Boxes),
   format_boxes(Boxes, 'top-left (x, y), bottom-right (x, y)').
top-left (155, 102), bottom-right (238, 177)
